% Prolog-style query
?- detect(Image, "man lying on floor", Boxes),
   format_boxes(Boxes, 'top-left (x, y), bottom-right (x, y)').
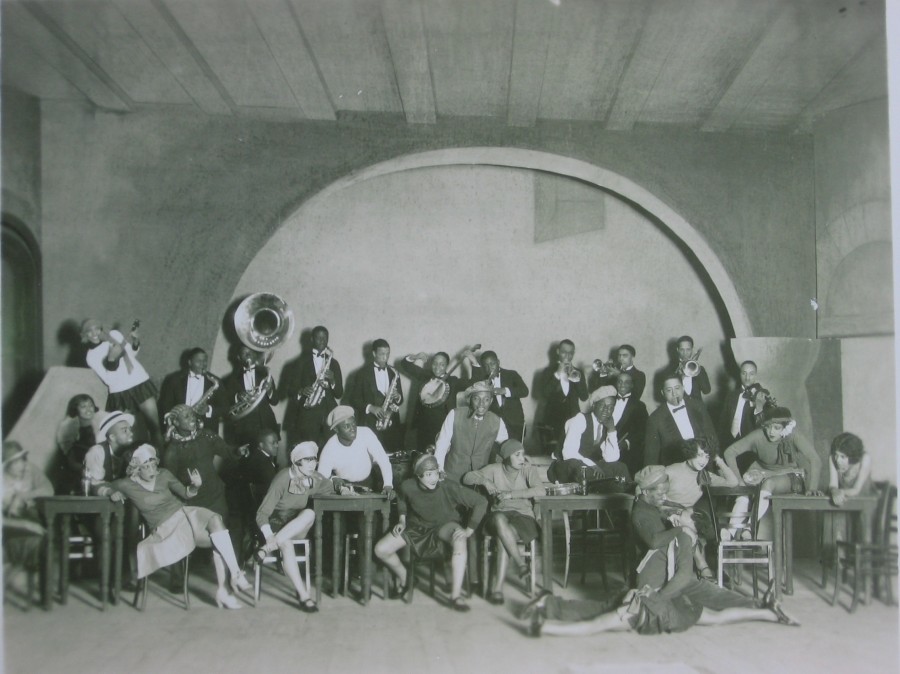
top-left (525, 465), bottom-right (797, 637)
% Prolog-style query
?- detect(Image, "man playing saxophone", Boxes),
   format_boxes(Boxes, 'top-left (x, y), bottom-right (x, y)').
top-left (280, 326), bottom-right (344, 448)
top-left (158, 347), bottom-right (225, 432)
top-left (348, 338), bottom-right (404, 452)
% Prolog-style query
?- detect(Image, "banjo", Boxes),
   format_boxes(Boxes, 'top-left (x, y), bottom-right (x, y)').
top-left (419, 343), bottom-right (481, 408)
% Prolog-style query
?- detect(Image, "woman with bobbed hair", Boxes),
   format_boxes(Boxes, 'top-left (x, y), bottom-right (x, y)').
top-left (828, 432), bottom-right (873, 507)
top-left (55, 394), bottom-right (99, 494)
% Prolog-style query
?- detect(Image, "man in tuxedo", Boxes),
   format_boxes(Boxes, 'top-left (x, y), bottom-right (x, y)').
top-left (588, 344), bottom-right (646, 400)
top-left (671, 335), bottom-right (711, 402)
top-left (719, 360), bottom-right (758, 446)
top-left (612, 371), bottom-right (648, 477)
top-left (221, 345), bottom-right (278, 447)
top-left (347, 338), bottom-right (404, 452)
top-left (644, 375), bottom-right (718, 466)
top-left (548, 385), bottom-right (629, 483)
top-left (538, 339), bottom-right (588, 445)
top-left (279, 326), bottom-right (344, 448)
top-left (466, 350), bottom-right (528, 442)
top-left (157, 348), bottom-right (223, 431)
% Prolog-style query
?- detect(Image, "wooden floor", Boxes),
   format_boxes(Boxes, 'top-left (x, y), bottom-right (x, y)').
top-left (4, 558), bottom-right (897, 674)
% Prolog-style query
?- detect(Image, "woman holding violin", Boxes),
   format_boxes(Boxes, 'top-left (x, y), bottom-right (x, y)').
top-left (81, 318), bottom-right (162, 446)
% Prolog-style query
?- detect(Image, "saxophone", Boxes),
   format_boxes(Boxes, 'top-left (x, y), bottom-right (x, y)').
top-left (191, 372), bottom-right (221, 416)
top-left (303, 347), bottom-right (333, 408)
top-left (375, 367), bottom-right (401, 431)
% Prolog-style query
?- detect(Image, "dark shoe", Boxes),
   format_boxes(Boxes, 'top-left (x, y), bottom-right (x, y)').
top-left (770, 600), bottom-right (799, 626)
top-left (520, 589), bottom-right (552, 620)
top-left (515, 565), bottom-right (531, 586)
top-left (762, 578), bottom-right (777, 608)
top-left (529, 606), bottom-right (545, 637)
top-left (486, 592), bottom-right (505, 606)
top-left (298, 598), bottom-right (319, 614)
top-left (449, 597), bottom-right (470, 613)
top-left (401, 587), bottom-right (414, 605)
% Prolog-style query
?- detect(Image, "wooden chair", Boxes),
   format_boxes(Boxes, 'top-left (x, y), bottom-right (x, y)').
top-left (480, 534), bottom-right (538, 597)
top-left (133, 522), bottom-right (190, 611)
top-left (704, 485), bottom-right (773, 598)
top-left (832, 481), bottom-right (898, 612)
top-left (251, 539), bottom-right (311, 607)
top-left (403, 544), bottom-right (469, 603)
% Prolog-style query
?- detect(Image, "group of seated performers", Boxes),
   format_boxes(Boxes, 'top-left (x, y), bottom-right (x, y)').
top-left (7, 317), bottom-right (873, 627)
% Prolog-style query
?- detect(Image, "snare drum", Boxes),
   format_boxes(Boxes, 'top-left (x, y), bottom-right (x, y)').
top-left (545, 482), bottom-right (583, 496)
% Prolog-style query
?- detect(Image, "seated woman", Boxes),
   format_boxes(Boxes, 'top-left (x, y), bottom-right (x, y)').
top-left (723, 406), bottom-right (822, 540)
top-left (462, 438), bottom-right (546, 604)
top-left (664, 438), bottom-right (738, 580)
top-left (828, 432), bottom-right (873, 506)
top-left (254, 442), bottom-right (335, 613)
top-left (97, 444), bottom-right (251, 609)
top-left (375, 454), bottom-right (487, 612)
top-left (3, 441), bottom-right (54, 579)
top-left (55, 394), bottom-right (98, 495)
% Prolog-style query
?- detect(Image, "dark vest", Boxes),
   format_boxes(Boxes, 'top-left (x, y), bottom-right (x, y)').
top-left (578, 412), bottom-right (608, 463)
top-left (444, 409), bottom-right (502, 481)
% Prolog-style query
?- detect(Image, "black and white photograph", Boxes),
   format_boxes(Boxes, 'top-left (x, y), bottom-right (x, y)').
top-left (1, 0), bottom-right (898, 672)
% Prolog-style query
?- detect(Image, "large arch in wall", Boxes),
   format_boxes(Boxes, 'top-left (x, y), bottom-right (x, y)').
top-left (263, 147), bottom-right (753, 337)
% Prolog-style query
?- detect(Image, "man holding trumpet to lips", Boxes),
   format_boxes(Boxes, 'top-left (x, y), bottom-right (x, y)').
top-left (539, 339), bottom-right (589, 447)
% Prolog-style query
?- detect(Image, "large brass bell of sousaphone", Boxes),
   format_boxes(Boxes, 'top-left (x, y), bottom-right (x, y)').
top-left (227, 292), bottom-right (295, 420)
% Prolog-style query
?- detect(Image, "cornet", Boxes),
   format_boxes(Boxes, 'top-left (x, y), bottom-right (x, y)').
top-left (676, 348), bottom-right (703, 378)
top-left (556, 361), bottom-right (581, 383)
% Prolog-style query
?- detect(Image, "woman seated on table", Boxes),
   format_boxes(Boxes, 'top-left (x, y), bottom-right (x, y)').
top-left (254, 442), bottom-right (335, 613)
top-left (96, 444), bottom-right (252, 610)
top-left (3, 441), bottom-right (54, 577)
top-left (723, 406), bottom-right (822, 540)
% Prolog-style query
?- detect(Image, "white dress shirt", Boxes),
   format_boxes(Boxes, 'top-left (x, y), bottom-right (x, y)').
top-left (374, 366), bottom-right (389, 395)
top-left (562, 413), bottom-right (620, 466)
top-left (730, 390), bottom-right (748, 437)
top-left (613, 395), bottom-right (629, 425)
top-left (318, 427), bottom-right (393, 487)
top-left (668, 401), bottom-right (694, 439)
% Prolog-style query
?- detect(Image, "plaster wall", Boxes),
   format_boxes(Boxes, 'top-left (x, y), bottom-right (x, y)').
top-left (35, 102), bottom-right (816, 383)
top-left (210, 165), bottom-right (730, 437)
top-left (1, 87), bottom-right (41, 238)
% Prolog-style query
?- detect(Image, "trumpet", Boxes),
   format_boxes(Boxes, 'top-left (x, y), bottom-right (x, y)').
top-left (592, 360), bottom-right (619, 378)
top-left (676, 348), bottom-right (703, 378)
top-left (556, 361), bottom-right (582, 383)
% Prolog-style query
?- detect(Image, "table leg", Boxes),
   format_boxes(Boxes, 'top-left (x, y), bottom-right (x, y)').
top-left (772, 503), bottom-right (783, 600)
top-left (112, 509), bottom-right (123, 605)
top-left (314, 507), bottom-right (323, 604)
top-left (60, 515), bottom-right (71, 605)
top-left (784, 511), bottom-right (794, 595)
top-left (380, 505), bottom-right (390, 599)
top-left (859, 508), bottom-right (873, 606)
top-left (100, 510), bottom-right (111, 610)
top-left (43, 514), bottom-right (56, 610)
top-left (332, 512), bottom-right (342, 597)
top-left (541, 505), bottom-right (553, 592)
top-left (361, 510), bottom-right (374, 606)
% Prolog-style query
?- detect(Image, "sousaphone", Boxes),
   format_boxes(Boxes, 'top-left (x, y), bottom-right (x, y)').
top-left (226, 292), bottom-right (295, 420)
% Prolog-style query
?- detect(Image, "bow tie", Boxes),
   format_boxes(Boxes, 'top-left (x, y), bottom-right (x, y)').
top-left (671, 405), bottom-right (685, 412)
top-left (617, 395), bottom-right (629, 400)
top-left (189, 373), bottom-right (203, 380)
top-left (375, 366), bottom-right (386, 372)
top-left (243, 367), bottom-right (255, 374)
top-left (312, 350), bottom-right (321, 357)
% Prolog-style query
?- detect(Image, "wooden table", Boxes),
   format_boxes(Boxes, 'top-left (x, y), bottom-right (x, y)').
top-left (534, 493), bottom-right (634, 593)
top-left (311, 493), bottom-right (391, 605)
top-left (770, 494), bottom-right (878, 600)
top-left (36, 496), bottom-right (125, 611)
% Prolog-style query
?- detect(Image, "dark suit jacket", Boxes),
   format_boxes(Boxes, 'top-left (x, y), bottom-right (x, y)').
top-left (615, 396), bottom-right (648, 454)
top-left (158, 369), bottom-right (225, 427)
top-left (719, 387), bottom-right (756, 445)
top-left (667, 364), bottom-right (711, 401)
top-left (278, 351), bottom-right (343, 437)
top-left (467, 365), bottom-right (528, 431)
top-left (644, 397), bottom-right (718, 466)
top-left (348, 365), bottom-right (404, 429)
top-left (538, 365), bottom-right (587, 436)
top-left (588, 366), bottom-right (646, 401)
top-left (240, 448), bottom-right (279, 504)
top-left (221, 365), bottom-right (278, 445)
